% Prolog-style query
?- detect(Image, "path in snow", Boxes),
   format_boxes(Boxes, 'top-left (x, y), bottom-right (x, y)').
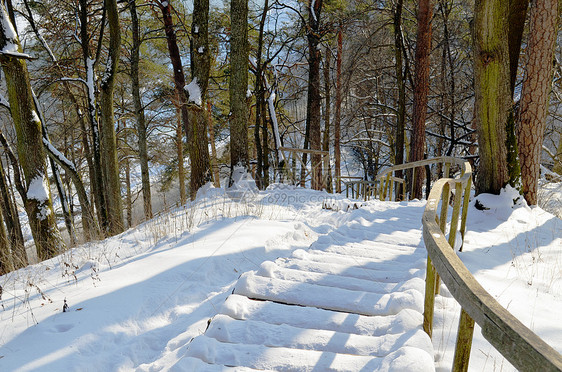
top-left (177, 201), bottom-right (435, 371)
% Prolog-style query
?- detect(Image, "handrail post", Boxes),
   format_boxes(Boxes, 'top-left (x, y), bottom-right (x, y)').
top-left (448, 182), bottom-right (464, 249)
top-left (453, 308), bottom-right (475, 372)
top-left (459, 177), bottom-right (472, 250)
top-left (384, 173), bottom-right (391, 200)
top-left (423, 255), bottom-right (437, 338)
top-left (411, 168), bottom-right (416, 199)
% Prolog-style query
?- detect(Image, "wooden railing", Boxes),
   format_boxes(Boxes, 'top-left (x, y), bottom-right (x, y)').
top-left (376, 157), bottom-right (562, 372)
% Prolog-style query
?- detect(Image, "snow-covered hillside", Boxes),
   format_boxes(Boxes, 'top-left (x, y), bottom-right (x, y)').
top-left (0, 185), bottom-right (560, 371)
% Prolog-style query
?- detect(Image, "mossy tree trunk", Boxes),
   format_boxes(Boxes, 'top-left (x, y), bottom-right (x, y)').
top-left (99, 0), bottom-right (124, 235)
top-left (473, 0), bottom-right (511, 195)
top-left (0, 4), bottom-right (65, 260)
top-left (229, 0), bottom-right (250, 184)
top-left (517, 0), bottom-right (559, 205)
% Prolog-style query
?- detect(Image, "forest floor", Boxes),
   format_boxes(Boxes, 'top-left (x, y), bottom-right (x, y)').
top-left (0, 183), bottom-right (560, 371)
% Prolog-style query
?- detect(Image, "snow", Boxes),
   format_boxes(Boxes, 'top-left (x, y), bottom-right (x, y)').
top-left (0, 187), bottom-right (560, 371)
top-left (310, 0), bottom-right (317, 22)
top-left (0, 6), bottom-right (18, 54)
top-left (185, 77), bottom-right (202, 106)
top-left (43, 138), bottom-right (77, 172)
top-left (86, 58), bottom-right (96, 105)
top-left (267, 91), bottom-right (282, 149)
top-left (26, 174), bottom-right (49, 202)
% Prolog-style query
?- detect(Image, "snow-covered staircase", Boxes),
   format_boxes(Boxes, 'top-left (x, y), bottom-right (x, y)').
top-left (181, 203), bottom-right (435, 371)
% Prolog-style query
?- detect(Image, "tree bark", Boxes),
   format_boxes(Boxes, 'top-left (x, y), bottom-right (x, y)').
top-left (473, 0), bottom-right (511, 195)
top-left (508, 0), bottom-right (530, 96)
top-left (517, 0), bottom-right (558, 205)
top-left (254, 0), bottom-right (269, 189)
top-left (394, 0), bottom-right (405, 200)
top-left (229, 0), bottom-right (249, 183)
top-left (0, 197), bottom-right (12, 275)
top-left (410, 0), bottom-right (433, 200)
top-left (43, 139), bottom-right (100, 241)
top-left (306, 0), bottom-right (324, 190)
top-left (334, 28), bottom-right (342, 193)
top-left (130, 0), bottom-right (153, 220)
top-left (323, 46), bottom-right (332, 193)
top-left (80, 0), bottom-right (107, 233)
top-left (99, 0), bottom-right (123, 235)
top-left (176, 105), bottom-right (187, 205)
top-left (208, 101), bottom-right (220, 187)
top-left (0, 4), bottom-right (66, 259)
top-left (188, 0), bottom-right (211, 199)
top-left (0, 160), bottom-right (15, 274)
top-left (0, 139), bottom-right (26, 267)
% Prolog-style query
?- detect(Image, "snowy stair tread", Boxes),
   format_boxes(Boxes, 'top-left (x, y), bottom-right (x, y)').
top-left (275, 256), bottom-right (424, 282)
top-left (256, 260), bottom-right (426, 294)
top-left (186, 335), bottom-right (434, 372)
top-left (184, 222), bottom-right (434, 371)
top-left (291, 248), bottom-right (426, 270)
top-left (174, 357), bottom-right (275, 371)
top-left (205, 314), bottom-right (433, 357)
top-left (233, 271), bottom-right (424, 316)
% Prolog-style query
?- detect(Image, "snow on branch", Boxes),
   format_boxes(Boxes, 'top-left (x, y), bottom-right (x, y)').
top-left (43, 137), bottom-right (77, 172)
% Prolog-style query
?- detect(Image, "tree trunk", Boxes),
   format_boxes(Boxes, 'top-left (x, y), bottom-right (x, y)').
top-left (334, 28), bottom-right (343, 193)
top-left (508, 0), bottom-right (530, 95)
top-left (473, 0), bottom-right (510, 195)
top-left (229, 0), bottom-right (249, 183)
top-left (254, 0), bottom-right (269, 189)
top-left (0, 147), bottom-right (26, 268)
top-left (323, 46), bottom-right (332, 193)
top-left (410, 0), bottom-right (433, 200)
top-left (306, 0), bottom-right (323, 190)
top-left (394, 0), bottom-right (405, 200)
top-left (517, 0), bottom-right (558, 205)
top-left (208, 101), bottom-right (220, 187)
top-left (130, 0), bottom-right (153, 220)
top-left (125, 157), bottom-right (132, 228)
top-left (80, 0), bottom-right (107, 233)
top-left (99, 0), bottom-right (123, 235)
top-left (174, 103), bottom-right (187, 205)
top-left (188, 0), bottom-right (211, 199)
top-left (0, 4), bottom-right (66, 259)
top-left (43, 139), bottom-right (100, 241)
top-left (0, 198), bottom-right (12, 275)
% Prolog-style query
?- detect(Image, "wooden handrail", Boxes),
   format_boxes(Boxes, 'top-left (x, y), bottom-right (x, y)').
top-left (376, 157), bottom-right (562, 371)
